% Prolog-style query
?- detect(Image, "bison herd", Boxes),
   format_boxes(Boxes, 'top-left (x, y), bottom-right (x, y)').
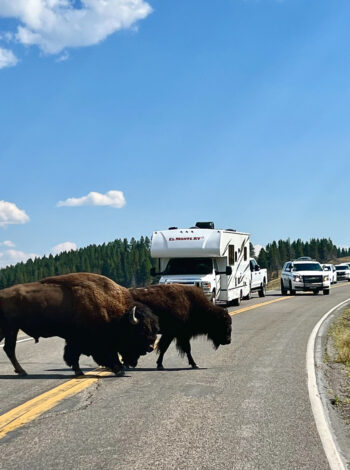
top-left (0, 273), bottom-right (232, 376)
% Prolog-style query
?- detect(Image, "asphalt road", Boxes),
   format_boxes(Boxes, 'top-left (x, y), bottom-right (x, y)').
top-left (1, 284), bottom-right (350, 470)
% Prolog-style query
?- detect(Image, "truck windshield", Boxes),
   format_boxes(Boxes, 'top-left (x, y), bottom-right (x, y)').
top-left (164, 258), bottom-right (213, 275)
top-left (336, 266), bottom-right (349, 271)
top-left (292, 263), bottom-right (322, 271)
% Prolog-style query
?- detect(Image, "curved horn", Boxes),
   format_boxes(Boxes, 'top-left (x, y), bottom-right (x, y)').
top-left (129, 306), bottom-right (139, 325)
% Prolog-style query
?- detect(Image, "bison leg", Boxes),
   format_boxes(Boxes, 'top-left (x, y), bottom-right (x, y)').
top-left (156, 334), bottom-right (175, 370)
top-left (92, 351), bottom-right (125, 377)
top-left (4, 329), bottom-right (27, 375)
top-left (63, 342), bottom-right (84, 376)
top-left (177, 336), bottom-right (199, 369)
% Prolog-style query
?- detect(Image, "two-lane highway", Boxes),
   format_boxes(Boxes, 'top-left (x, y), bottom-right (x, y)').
top-left (1, 284), bottom-right (350, 470)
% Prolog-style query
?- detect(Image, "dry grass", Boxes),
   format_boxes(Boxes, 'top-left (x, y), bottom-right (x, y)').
top-left (330, 308), bottom-right (350, 366)
top-left (329, 256), bottom-right (350, 265)
top-left (267, 276), bottom-right (281, 291)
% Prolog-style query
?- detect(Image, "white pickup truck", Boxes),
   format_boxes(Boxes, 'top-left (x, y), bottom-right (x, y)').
top-left (249, 258), bottom-right (268, 298)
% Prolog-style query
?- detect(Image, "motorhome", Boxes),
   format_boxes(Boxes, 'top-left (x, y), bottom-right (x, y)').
top-left (150, 222), bottom-right (251, 306)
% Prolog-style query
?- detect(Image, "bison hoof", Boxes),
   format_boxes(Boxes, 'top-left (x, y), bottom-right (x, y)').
top-left (114, 368), bottom-right (125, 377)
top-left (191, 364), bottom-right (199, 369)
top-left (15, 369), bottom-right (27, 376)
top-left (74, 370), bottom-right (84, 377)
top-left (157, 364), bottom-right (165, 370)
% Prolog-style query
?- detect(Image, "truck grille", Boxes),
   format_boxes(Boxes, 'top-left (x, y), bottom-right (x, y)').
top-left (303, 275), bottom-right (323, 283)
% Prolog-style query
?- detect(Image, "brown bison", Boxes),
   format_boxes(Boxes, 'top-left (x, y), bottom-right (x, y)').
top-left (0, 273), bottom-right (159, 376)
top-left (129, 284), bottom-right (232, 369)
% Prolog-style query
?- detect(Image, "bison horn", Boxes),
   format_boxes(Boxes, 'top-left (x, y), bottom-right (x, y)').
top-left (129, 306), bottom-right (139, 325)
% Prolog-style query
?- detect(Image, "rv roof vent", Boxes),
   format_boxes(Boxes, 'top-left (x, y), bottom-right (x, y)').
top-left (195, 221), bottom-right (215, 229)
top-left (168, 226), bottom-right (178, 230)
top-left (226, 228), bottom-right (236, 232)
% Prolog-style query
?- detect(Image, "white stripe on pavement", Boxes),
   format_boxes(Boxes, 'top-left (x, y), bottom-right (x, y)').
top-left (306, 298), bottom-right (350, 470)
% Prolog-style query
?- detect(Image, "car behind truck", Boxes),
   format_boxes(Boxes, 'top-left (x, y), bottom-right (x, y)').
top-left (281, 260), bottom-right (331, 295)
top-left (150, 222), bottom-right (267, 306)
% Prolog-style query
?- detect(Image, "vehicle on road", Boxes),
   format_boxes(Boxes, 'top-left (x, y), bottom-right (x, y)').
top-left (335, 264), bottom-right (350, 281)
top-left (249, 258), bottom-right (268, 298)
top-left (322, 264), bottom-right (337, 284)
top-left (150, 221), bottom-right (251, 306)
top-left (281, 260), bottom-right (331, 295)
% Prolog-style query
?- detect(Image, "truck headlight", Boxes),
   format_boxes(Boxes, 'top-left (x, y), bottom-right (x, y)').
top-left (293, 275), bottom-right (303, 282)
top-left (201, 281), bottom-right (211, 290)
top-left (323, 275), bottom-right (329, 282)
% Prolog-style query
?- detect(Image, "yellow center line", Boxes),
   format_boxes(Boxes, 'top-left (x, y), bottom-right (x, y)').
top-left (229, 296), bottom-right (292, 316)
top-left (0, 369), bottom-right (112, 439)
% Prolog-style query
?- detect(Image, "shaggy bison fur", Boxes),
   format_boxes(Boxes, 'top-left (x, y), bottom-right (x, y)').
top-left (129, 284), bottom-right (232, 369)
top-left (0, 273), bottom-right (159, 376)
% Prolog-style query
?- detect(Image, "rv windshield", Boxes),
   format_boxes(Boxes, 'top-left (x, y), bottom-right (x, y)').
top-left (164, 258), bottom-right (213, 275)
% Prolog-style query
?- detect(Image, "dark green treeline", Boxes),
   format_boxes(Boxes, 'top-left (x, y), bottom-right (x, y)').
top-left (1, 236), bottom-right (349, 290)
top-left (257, 238), bottom-right (350, 277)
top-left (0, 237), bottom-right (154, 290)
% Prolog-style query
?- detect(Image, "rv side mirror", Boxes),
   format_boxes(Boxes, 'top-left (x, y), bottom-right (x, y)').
top-left (255, 265), bottom-right (260, 271)
top-left (150, 267), bottom-right (156, 276)
top-left (226, 266), bottom-right (232, 275)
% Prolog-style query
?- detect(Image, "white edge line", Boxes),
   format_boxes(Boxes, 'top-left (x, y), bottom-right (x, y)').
top-left (0, 337), bottom-right (34, 348)
top-left (306, 298), bottom-right (350, 470)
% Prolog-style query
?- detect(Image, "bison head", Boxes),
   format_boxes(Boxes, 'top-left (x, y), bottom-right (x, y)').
top-left (207, 307), bottom-right (232, 349)
top-left (119, 302), bottom-right (159, 368)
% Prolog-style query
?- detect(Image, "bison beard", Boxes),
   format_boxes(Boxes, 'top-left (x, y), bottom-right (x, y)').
top-left (129, 284), bottom-right (232, 370)
top-left (0, 273), bottom-right (159, 376)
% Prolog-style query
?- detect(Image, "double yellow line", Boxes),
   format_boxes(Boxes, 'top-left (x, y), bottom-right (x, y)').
top-left (0, 369), bottom-right (112, 439)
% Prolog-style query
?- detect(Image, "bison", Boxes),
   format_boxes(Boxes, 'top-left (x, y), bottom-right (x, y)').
top-left (0, 273), bottom-right (159, 376)
top-left (129, 284), bottom-right (232, 369)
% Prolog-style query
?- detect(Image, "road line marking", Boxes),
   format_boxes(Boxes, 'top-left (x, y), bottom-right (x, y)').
top-left (0, 338), bottom-right (34, 348)
top-left (0, 369), bottom-right (113, 440)
top-left (306, 298), bottom-right (350, 470)
top-left (230, 296), bottom-right (292, 316)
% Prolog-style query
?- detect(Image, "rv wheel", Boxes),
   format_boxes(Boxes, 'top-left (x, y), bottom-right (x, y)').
top-left (211, 291), bottom-right (216, 305)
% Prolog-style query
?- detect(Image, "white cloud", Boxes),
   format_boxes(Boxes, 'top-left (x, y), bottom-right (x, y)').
top-left (0, 240), bottom-right (15, 247)
top-left (0, 47), bottom-right (18, 69)
top-left (57, 190), bottom-right (126, 208)
top-left (0, 201), bottom-right (30, 227)
top-left (0, 0), bottom-right (152, 56)
top-left (51, 241), bottom-right (77, 255)
top-left (0, 249), bottom-right (39, 268)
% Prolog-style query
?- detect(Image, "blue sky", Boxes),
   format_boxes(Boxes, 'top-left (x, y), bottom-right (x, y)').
top-left (0, 0), bottom-right (349, 267)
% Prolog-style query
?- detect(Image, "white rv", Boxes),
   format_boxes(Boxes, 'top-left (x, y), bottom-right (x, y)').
top-left (150, 222), bottom-right (251, 306)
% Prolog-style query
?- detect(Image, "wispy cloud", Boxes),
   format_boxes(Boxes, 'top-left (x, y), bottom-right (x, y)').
top-left (0, 249), bottom-right (38, 268)
top-left (0, 47), bottom-right (18, 69)
top-left (0, 240), bottom-right (15, 247)
top-left (0, 201), bottom-right (30, 227)
top-left (57, 190), bottom-right (126, 209)
top-left (0, 0), bottom-right (152, 66)
top-left (51, 241), bottom-right (77, 255)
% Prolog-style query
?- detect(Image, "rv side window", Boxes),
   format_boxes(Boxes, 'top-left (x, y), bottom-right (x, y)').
top-left (244, 247), bottom-right (248, 261)
top-left (229, 246), bottom-right (235, 265)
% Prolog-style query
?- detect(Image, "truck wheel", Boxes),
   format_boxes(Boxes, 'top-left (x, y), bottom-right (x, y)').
top-left (281, 280), bottom-right (287, 296)
top-left (313, 290), bottom-right (319, 295)
top-left (244, 284), bottom-right (252, 300)
top-left (323, 289), bottom-right (330, 295)
top-left (211, 290), bottom-right (216, 305)
top-left (232, 292), bottom-right (242, 307)
top-left (289, 282), bottom-right (296, 295)
top-left (258, 280), bottom-right (266, 297)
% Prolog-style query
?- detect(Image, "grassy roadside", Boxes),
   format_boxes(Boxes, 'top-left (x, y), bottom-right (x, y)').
top-left (329, 308), bottom-right (350, 367)
top-left (267, 276), bottom-right (281, 291)
top-left (327, 308), bottom-right (350, 422)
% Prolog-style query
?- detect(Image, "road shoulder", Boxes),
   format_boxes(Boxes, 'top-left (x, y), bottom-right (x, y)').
top-left (314, 301), bottom-right (350, 469)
